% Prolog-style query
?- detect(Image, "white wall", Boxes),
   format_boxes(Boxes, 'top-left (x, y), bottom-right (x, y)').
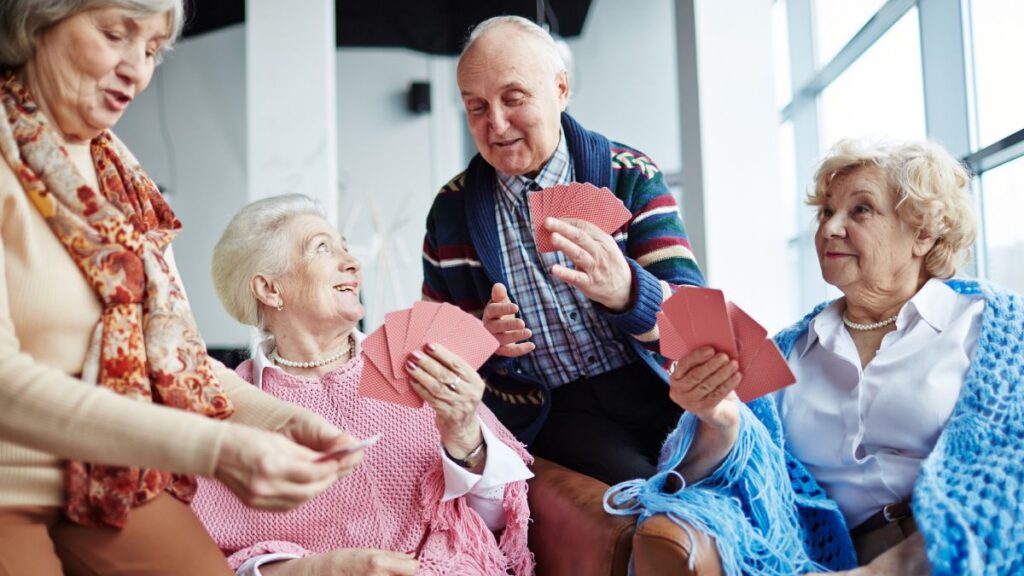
top-left (116, 0), bottom-right (793, 345)
top-left (567, 0), bottom-right (682, 175)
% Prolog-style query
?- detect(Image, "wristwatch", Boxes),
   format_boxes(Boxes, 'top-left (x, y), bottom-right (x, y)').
top-left (445, 439), bottom-right (486, 469)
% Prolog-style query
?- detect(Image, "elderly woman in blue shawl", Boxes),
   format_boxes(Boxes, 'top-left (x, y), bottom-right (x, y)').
top-left (606, 139), bottom-right (1024, 575)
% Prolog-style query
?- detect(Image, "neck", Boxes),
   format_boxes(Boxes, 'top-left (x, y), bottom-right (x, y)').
top-left (270, 322), bottom-right (356, 377)
top-left (844, 276), bottom-right (928, 324)
top-left (18, 66), bottom-right (89, 145)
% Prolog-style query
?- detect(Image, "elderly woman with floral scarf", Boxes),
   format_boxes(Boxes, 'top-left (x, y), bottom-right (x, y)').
top-left (0, 2), bottom-right (363, 574)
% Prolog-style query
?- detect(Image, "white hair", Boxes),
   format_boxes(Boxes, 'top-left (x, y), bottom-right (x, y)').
top-left (211, 194), bottom-right (325, 335)
top-left (461, 15), bottom-right (567, 76)
top-left (0, 0), bottom-right (184, 68)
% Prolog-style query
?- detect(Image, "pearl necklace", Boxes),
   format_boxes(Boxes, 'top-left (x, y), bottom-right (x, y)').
top-left (272, 334), bottom-right (355, 369)
top-left (842, 312), bottom-right (898, 331)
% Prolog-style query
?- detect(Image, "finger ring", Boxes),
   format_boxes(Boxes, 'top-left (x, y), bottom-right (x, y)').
top-left (446, 376), bottom-right (461, 392)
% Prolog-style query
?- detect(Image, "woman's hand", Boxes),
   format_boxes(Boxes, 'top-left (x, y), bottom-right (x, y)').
top-left (668, 346), bottom-right (741, 430)
top-left (261, 549), bottom-right (418, 576)
top-left (405, 343), bottom-right (485, 460)
top-left (546, 217), bottom-right (633, 312)
top-left (214, 423), bottom-right (362, 511)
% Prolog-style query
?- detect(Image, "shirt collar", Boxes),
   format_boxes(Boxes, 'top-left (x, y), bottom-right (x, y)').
top-left (495, 131), bottom-right (572, 205)
top-left (252, 330), bottom-right (365, 389)
top-left (799, 278), bottom-right (960, 358)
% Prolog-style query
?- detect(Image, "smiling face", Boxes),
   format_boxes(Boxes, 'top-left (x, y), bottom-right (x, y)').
top-left (24, 7), bottom-right (171, 142)
top-left (275, 214), bottom-right (364, 332)
top-left (457, 25), bottom-right (568, 177)
top-left (815, 166), bottom-right (935, 298)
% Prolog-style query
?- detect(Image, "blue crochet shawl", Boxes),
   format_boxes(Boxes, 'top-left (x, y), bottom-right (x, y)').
top-left (605, 279), bottom-right (1024, 575)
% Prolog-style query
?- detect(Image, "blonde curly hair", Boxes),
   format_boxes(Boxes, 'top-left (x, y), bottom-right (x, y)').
top-left (808, 139), bottom-right (977, 279)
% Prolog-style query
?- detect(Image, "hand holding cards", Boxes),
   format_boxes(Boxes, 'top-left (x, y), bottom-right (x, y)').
top-left (529, 182), bottom-right (631, 252)
top-left (316, 434), bottom-right (381, 462)
top-left (659, 286), bottom-right (795, 401)
top-left (359, 302), bottom-right (498, 408)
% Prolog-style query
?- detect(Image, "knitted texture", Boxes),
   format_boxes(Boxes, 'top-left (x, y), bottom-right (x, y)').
top-left (421, 112), bottom-right (704, 441)
top-left (191, 356), bottom-right (534, 576)
top-left (769, 278), bottom-right (1023, 574)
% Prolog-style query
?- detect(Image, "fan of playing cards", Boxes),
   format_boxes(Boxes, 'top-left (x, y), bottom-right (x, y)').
top-left (529, 182), bottom-right (632, 253)
top-left (657, 286), bottom-right (796, 402)
top-left (359, 301), bottom-right (499, 408)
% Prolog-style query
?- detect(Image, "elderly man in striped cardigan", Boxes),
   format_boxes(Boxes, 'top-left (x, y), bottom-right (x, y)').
top-left (421, 15), bottom-right (705, 485)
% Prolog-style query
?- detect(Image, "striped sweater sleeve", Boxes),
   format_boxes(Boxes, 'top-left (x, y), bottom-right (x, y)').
top-left (601, 150), bottom-right (705, 353)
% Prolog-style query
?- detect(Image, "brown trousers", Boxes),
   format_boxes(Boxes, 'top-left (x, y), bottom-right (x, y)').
top-left (0, 493), bottom-right (233, 576)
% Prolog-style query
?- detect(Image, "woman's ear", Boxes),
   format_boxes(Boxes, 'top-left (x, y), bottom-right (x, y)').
top-left (251, 274), bottom-right (283, 309)
top-left (912, 229), bottom-right (938, 258)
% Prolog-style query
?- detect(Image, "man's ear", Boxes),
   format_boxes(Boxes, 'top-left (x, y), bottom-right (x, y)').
top-left (251, 274), bottom-right (283, 309)
top-left (555, 69), bottom-right (570, 111)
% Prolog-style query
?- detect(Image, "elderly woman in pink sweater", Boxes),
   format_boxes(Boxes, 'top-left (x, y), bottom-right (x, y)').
top-left (192, 194), bottom-right (535, 576)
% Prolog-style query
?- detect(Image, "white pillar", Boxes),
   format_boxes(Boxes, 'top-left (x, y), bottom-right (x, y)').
top-left (675, 0), bottom-right (795, 330)
top-left (246, 0), bottom-right (338, 224)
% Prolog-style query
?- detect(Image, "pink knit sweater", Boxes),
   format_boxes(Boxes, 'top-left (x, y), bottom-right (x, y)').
top-left (191, 355), bottom-right (534, 576)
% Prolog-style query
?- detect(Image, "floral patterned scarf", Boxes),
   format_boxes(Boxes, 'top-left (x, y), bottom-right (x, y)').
top-left (0, 72), bottom-right (234, 528)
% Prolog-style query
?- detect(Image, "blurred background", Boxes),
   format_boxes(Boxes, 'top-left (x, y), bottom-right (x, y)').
top-left (113, 0), bottom-right (1024, 357)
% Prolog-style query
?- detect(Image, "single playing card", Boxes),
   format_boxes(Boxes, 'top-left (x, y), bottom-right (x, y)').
top-left (529, 189), bottom-right (557, 252)
top-left (562, 182), bottom-right (631, 234)
top-left (403, 301), bottom-right (442, 369)
top-left (315, 434), bottom-right (382, 462)
top-left (444, 312), bottom-right (500, 369)
top-left (657, 310), bottom-right (687, 360)
top-left (359, 356), bottom-right (424, 408)
top-left (660, 286), bottom-right (737, 358)
top-left (725, 302), bottom-right (795, 402)
top-left (384, 309), bottom-right (411, 383)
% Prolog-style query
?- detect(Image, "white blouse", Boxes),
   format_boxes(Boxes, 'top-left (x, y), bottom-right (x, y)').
top-left (777, 278), bottom-right (984, 529)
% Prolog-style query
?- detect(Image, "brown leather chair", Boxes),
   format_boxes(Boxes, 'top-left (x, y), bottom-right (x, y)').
top-left (633, 514), bottom-right (722, 576)
top-left (527, 458), bottom-right (721, 576)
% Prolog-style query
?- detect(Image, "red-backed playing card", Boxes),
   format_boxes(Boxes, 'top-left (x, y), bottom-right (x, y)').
top-left (384, 309), bottom-right (411, 383)
top-left (725, 302), bottom-right (796, 402)
top-left (657, 311), bottom-right (687, 360)
top-left (403, 301), bottom-right (442, 370)
top-left (659, 286), bottom-right (737, 358)
top-left (445, 312), bottom-right (500, 369)
top-left (359, 352), bottom-right (424, 408)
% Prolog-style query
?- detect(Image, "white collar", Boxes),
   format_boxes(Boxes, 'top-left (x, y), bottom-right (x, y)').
top-left (252, 330), bottom-right (365, 390)
top-left (801, 278), bottom-right (961, 358)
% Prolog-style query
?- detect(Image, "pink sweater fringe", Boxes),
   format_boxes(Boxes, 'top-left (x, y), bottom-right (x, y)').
top-left (191, 356), bottom-right (534, 575)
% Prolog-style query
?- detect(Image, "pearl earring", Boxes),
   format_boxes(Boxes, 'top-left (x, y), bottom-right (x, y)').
top-left (276, 303), bottom-right (284, 312)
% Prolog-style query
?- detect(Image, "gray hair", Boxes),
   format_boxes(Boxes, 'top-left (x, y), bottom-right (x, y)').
top-left (212, 194), bottom-right (325, 335)
top-left (461, 15), bottom-right (567, 77)
top-left (0, 0), bottom-right (185, 68)
top-left (809, 138), bottom-right (978, 279)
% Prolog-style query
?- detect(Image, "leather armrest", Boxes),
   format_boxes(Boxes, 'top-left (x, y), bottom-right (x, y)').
top-left (527, 457), bottom-right (635, 576)
top-left (632, 514), bottom-right (722, 576)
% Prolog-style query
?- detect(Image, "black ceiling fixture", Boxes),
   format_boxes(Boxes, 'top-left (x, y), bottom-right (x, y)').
top-left (182, 0), bottom-right (593, 55)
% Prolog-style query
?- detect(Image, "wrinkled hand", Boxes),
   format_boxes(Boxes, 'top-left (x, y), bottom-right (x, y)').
top-left (482, 283), bottom-right (535, 357)
top-left (278, 410), bottom-right (364, 477)
top-left (546, 217), bottom-right (632, 311)
top-left (405, 343), bottom-right (485, 459)
top-left (261, 548), bottom-right (418, 576)
top-left (214, 422), bottom-right (360, 511)
top-left (668, 347), bottom-right (741, 430)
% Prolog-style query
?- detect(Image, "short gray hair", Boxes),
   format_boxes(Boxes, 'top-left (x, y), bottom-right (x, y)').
top-left (809, 138), bottom-right (978, 279)
top-left (0, 0), bottom-right (185, 68)
top-left (461, 15), bottom-right (567, 77)
top-left (212, 194), bottom-right (325, 334)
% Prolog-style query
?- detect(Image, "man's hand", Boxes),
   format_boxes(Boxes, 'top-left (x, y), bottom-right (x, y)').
top-left (545, 217), bottom-right (632, 311)
top-left (482, 283), bottom-right (535, 357)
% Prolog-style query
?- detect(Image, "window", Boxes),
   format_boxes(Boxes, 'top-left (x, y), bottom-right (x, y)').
top-left (966, 0), bottom-right (1024, 148)
top-left (977, 158), bottom-right (1024, 294)
top-left (813, 0), bottom-right (887, 65)
top-left (818, 9), bottom-right (925, 150)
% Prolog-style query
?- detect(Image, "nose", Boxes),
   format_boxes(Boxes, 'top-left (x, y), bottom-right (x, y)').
top-left (487, 105), bottom-right (510, 134)
top-left (820, 212), bottom-right (847, 239)
top-left (116, 43), bottom-right (147, 86)
top-left (340, 251), bottom-right (360, 273)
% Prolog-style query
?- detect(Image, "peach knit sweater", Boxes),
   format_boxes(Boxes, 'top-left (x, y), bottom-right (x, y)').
top-left (0, 143), bottom-right (301, 508)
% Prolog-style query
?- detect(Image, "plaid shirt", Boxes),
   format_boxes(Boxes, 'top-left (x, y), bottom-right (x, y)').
top-left (494, 133), bottom-right (635, 387)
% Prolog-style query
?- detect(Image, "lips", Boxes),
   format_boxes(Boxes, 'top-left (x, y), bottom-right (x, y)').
top-left (492, 138), bottom-right (522, 148)
top-left (333, 283), bottom-right (359, 293)
top-left (104, 89), bottom-right (133, 111)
